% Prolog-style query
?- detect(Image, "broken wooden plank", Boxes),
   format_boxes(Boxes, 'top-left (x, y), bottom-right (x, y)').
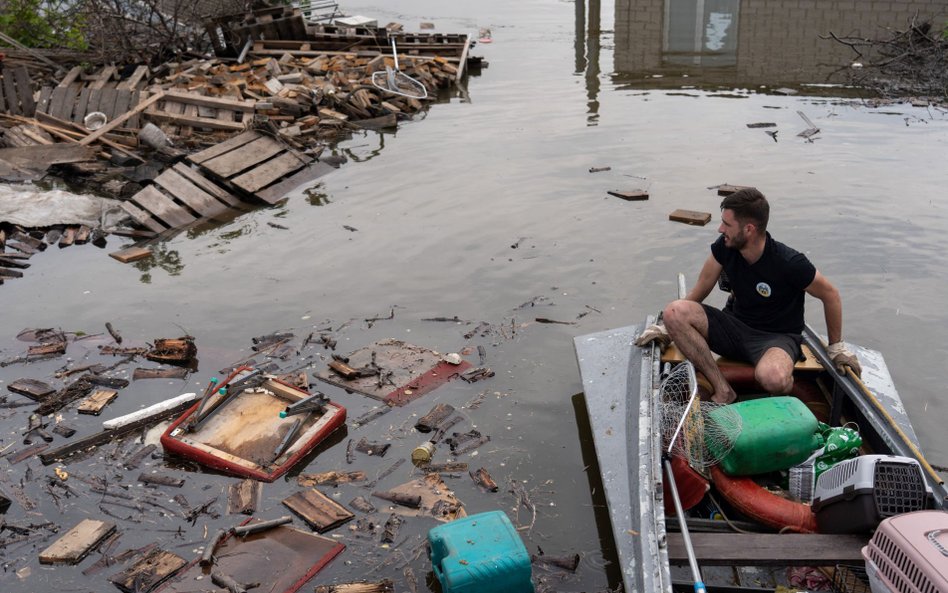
top-left (39, 519), bottom-right (116, 565)
top-left (669, 209), bottom-right (712, 226)
top-left (153, 167), bottom-right (232, 217)
top-left (230, 150), bottom-right (309, 193)
top-left (170, 163), bottom-right (243, 207)
top-left (227, 478), bottom-right (262, 514)
top-left (187, 130), bottom-right (261, 165)
top-left (77, 388), bottom-right (119, 415)
top-left (108, 548), bottom-right (187, 593)
top-left (716, 184), bottom-right (755, 196)
top-left (119, 200), bottom-right (167, 233)
top-left (415, 403), bottom-right (455, 433)
top-left (608, 189), bottom-right (649, 201)
top-left (123, 444), bottom-right (157, 469)
top-left (372, 490), bottom-right (421, 509)
top-left (7, 378), bottom-right (56, 401)
top-left (145, 109), bottom-right (247, 131)
top-left (254, 161), bottom-right (335, 203)
top-left (355, 438), bottom-right (389, 457)
top-left (282, 488), bottom-right (354, 533)
top-left (139, 472), bottom-right (185, 488)
top-left (133, 367), bottom-right (189, 380)
top-left (314, 580), bottom-right (394, 593)
top-left (163, 90), bottom-right (255, 112)
top-left (297, 470), bottom-right (366, 487)
top-left (200, 134), bottom-right (285, 178)
top-left (129, 184), bottom-right (198, 228)
top-left (109, 246), bottom-right (153, 263)
top-left (39, 394), bottom-right (199, 465)
top-left (7, 443), bottom-right (49, 464)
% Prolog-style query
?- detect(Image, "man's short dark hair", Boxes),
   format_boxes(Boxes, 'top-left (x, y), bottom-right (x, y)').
top-left (720, 188), bottom-right (769, 233)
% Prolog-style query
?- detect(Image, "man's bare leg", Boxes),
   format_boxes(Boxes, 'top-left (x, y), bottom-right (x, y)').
top-left (663, 300), bottom-right (737, 404)
top-left (754, 347), bottom-right (794, 394)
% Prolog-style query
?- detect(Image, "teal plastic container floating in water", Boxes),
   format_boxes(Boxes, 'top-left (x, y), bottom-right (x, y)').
top-left (428, 510), bottom-right (534, 593)
top-left (709, 396), bottom-right (823, 476)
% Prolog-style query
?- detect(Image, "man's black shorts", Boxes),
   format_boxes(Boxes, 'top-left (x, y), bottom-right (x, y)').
top-left (701, 304), bottom-right (803, 365)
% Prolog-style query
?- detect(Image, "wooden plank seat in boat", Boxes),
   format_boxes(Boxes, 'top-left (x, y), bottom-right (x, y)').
top-left (662, 342), bottom-right (825, 372)
top-left (667, 533), bottom-right (867, 566)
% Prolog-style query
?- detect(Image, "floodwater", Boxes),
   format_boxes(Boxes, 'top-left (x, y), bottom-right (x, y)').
top-left (2, 0), bottom-right (948, 591)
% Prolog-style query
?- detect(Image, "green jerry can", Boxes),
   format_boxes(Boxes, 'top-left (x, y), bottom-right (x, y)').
top-left (709, 396), bottom-right (823, 476)
top-left (427, 510), bottom-right (534, 593)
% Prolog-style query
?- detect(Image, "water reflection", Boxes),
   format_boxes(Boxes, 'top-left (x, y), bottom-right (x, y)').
top-left (613, 0), bottom-right (948, 91)
top-left (577, 0), bottom-right (602, 124)
top-left (304, 183), bottom-right (332, 206)
top-left (132, 242), bottom-right (183, 283)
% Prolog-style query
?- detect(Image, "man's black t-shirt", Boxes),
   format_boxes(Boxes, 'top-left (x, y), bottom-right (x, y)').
top-left (710, 233), bottom-right (816, 334)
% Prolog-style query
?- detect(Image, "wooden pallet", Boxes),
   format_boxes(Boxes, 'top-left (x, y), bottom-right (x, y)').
top-left (37, 87), bottom-right (147, 126)
top-left (189, 130), bottom-right (334, 203)
top-left (34, 65), bottom-right (152, 129)
top-left (0, 66), bottom-right (36, 117)
top-left (143, 91), bottom-right (254, 133)
top-left (120, 163), bottom-right (244, 232)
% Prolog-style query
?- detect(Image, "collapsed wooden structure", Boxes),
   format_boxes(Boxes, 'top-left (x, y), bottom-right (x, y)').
top-left (0, 6), bottom-right (483, 282)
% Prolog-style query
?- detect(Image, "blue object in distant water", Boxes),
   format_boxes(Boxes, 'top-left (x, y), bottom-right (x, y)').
top-left (427, 510), bottom-right (534, 593)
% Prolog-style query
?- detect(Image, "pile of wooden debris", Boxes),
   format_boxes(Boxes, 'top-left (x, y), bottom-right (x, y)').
top-left (0, 5), bottom-right (484, 281)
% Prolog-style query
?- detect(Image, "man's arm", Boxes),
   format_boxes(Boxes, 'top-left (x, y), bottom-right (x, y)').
top-left (685, 255), bottom-right (723, 303)
top-left (804, 271), bottom-right (842, 344)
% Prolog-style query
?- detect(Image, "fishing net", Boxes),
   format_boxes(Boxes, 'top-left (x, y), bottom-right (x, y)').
top-left (658, 361), bottom-right (743, 470)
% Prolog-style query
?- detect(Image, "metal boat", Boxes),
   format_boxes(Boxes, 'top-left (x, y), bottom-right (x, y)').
top-left (574, 315), bottom-right (948, 592)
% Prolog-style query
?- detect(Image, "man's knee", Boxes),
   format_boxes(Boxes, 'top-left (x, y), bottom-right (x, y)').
top-left (663, 299), bottom-right (694, 328)
top-left (755, 366), bottom-right (793, 394)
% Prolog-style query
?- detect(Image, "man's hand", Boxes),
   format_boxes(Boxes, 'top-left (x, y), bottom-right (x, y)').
top-left (827, 342), bottom-right (862, 377)
top-left (634, 323), bottom-right (671, 352)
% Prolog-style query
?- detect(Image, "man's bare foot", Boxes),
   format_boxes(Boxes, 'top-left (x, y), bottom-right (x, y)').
top-left (711, 389), bottom-right (737, 404)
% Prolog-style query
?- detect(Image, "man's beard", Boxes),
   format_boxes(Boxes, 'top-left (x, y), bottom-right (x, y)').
top-left (725, 230), bottom-right (746, 250)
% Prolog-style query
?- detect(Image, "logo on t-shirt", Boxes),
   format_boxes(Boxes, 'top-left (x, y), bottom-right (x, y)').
top-left (756, 282), bottom-right (771, 297)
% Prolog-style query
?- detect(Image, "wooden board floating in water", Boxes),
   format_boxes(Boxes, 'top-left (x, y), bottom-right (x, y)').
top-left (669, 209), bottom-right (712, 226)
top-left (607, 189), bottom-right (649, 201)
top-left (109, 246), bottom-right (153, 263)
top-left (314, 580), bottom-right (395, 593)
top-left (77, 388), bottom-right (118, 415)
top-left (7, 378), bottom-right (56, 401)
top-left (716, 184), bottom-right (755, 196)
top-left (39, 519), bottom-right (116, 565)
top-left (109, 548), bottom-right (187, 593)
top-left (283, 488), bottom-right (354, 533)
top-left (227, 478), bottom-right (262, 514)
top-left (159, 524), bottom-right (344, 593)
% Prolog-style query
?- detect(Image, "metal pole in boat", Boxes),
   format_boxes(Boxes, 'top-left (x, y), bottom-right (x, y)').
top-left (666, 273), bottom-right (707, 593)
top-left (663, 457), bottom-right (707, 593)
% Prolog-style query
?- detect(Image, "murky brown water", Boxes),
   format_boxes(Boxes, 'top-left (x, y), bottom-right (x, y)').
top-left (3, 1), bottom-right (948, 590)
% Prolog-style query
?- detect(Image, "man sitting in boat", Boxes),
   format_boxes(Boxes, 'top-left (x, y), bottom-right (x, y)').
top-left (636, 188), bottom-right (861, 403)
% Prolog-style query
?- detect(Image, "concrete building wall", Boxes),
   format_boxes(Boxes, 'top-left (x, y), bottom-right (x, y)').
top-left (614, 0), bottom-right (948, 85)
